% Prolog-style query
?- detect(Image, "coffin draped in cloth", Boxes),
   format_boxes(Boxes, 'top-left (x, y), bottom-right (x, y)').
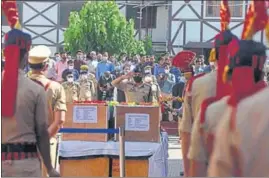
top-left (58, 132), bottom-right (169, 177)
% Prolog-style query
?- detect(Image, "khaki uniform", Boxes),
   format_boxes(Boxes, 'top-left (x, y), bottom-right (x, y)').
top-left (144, 75), bottom-right (160, 102)
top-left (151, 83), bottom-right (161, 102)
top-left (29, 74), bottom-right (67, 175)
top-left (78, 77), bottom-right (96, 101)
top-left (208, 87), bottom-right (269, 176)
top-left (88, 73), bottom-right (97, 99)
top-left (188, 96), bottom-right (229, 162)
top-left (29, 74), bottom-right (67, 125)
top-left (180, 71), bottom-right (217, 133)
top-left (28, 45), bottom-right (67, 176)
top-left (62, 81), bottom-right (80, 103)
top-left (113, 81), bottom-right (153, 103)
top-left (2, 70), bottom-right (48, 177)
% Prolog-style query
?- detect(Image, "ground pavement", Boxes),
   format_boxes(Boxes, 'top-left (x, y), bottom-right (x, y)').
top-left (167, 136), bottom-right (184, 177)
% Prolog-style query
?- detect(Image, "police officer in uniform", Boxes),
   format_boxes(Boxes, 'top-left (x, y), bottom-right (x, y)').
top-left (209, 86), bottom-right (269, 177)
top-left (28, 45), bottom-right (67, 175)
top-left (1, 5), bottom-right (59, 176)
top-left (112, 65), bottom-right (153, 103)
top-left (187, 30), bottom-right (236, 176)
top-left (61, 70), bottom-right (80, 103)
top-left (208, 39), bottom-right (268, 177)
top-left (178, 49), bottom-right (217, 176)
top-left (78, 65), bottom-right (97, 101)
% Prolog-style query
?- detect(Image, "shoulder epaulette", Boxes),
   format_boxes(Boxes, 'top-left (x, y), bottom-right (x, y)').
top-left (186, 73), bottom-right (206, 92)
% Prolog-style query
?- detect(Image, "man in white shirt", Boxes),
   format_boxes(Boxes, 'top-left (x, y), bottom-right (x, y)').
top-left (87, 51), bottom-right (98, 74)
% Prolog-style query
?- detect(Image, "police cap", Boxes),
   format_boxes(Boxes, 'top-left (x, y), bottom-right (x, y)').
top-left (28, 45), bottom-right (51, 64)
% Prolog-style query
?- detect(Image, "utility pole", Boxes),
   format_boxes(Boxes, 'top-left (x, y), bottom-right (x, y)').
top-left (137, 1), bottom-right (143, 40)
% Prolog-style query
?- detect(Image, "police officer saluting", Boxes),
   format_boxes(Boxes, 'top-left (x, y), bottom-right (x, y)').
top-left (1, 1), bottom-right (59, 176)
top-left (112, 65), bottom-right (153, 103)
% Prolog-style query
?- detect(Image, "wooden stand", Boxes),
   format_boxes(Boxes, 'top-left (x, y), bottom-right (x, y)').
top-left (60, 157), bottom-right (109, 176)
top-left (115, 105), bottom-right (161, 142)
top-left (62, 103), bottom-right (109, 142)
top-left (112, 158), bottom-right (149, 177)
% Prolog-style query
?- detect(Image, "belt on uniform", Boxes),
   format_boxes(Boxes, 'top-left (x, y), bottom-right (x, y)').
top-left (2, 143), bottom-right (38, 161)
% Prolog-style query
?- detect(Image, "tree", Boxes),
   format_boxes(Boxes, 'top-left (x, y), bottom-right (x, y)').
top-left (143, 35), bottom-right (153, 55)
top-left (64, 1), bottom-right (146, 56)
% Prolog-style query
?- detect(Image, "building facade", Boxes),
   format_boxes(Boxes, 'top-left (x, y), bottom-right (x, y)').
top-left (1, 0), bottom-right (268, 56)
top-left (168, 0), bottom-right (268, 55)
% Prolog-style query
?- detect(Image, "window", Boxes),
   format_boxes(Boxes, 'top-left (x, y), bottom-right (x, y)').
top-left (126, 5), bottom-right (157, 29)
top-left (1, 2), bottom-right (23, 26)
top-left (205, 0), bottom-right (243, 18)
top-left (59, 1), bottom-right (85, 27)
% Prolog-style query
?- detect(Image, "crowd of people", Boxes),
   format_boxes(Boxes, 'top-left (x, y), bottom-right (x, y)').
top-left (3, 0), bottom-right (269, 177)
top-left (19, 49), bottom-right (216, 122)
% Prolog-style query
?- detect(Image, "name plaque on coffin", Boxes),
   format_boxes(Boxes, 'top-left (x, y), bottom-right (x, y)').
top-left (62, 103), bottom-right (109, 142)
top-left (115, 105), bottom-right (161, 142)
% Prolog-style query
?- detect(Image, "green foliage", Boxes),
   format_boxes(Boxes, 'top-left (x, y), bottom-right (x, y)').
top-left (64, 1), bottom-right (146, 56)
top-left (143, 35), bottom-right (153, 55)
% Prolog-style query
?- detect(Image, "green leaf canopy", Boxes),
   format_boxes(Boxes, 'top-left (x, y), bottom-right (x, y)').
top-left (64, 1), bottom-right (148, 56)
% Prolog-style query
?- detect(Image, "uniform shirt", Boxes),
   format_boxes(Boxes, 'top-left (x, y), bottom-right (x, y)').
top-left (78, 77), bottom-right (95, 101)
top-left (188, 96), bottom-right (229, 162)
top-left (2, 70), bottom-right (48, 143)
top-left (113, 81), bottom-right (153, 103)
top-left (180, 71), bottom-right (217, 133)
top-left (61, 81), bottom-right (80, 103)
top-left (208, 87), bottom-right (269, 177)
top-left (29, 73), bottom-right (67, 126)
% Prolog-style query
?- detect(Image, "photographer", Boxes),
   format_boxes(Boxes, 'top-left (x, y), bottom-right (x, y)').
top-left (97, 71), bottom-right (115, 101)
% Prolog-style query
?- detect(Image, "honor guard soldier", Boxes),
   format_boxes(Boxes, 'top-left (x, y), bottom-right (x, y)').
top-left (188, 2), bottom-right (234, 174)
top-left (208, 40), bottom-right (268, 177)
top-left (178, 49), bottom-right (217, 176)
top-left (78, 65), bottom-right (97, 101)
top-left (112, 65), bottom-right (153, 103)
top-left (209, 87), bottom-right (269, 177)
top-left (61, 69), bottom-right (80, 103)
top-left (171, 51), bottom-right (196, 117)
top-left (1, 1), bottom-right (59, 176)
top-left (28, 45), bottom-right (67, 176)
top-left (188, 30), bottom-right (237, 176)
top-left (208, 2), bottom-right (268, 176)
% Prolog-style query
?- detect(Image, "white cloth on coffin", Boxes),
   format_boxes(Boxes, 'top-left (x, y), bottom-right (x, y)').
top-left (58, 132), bottom-right (169, 177)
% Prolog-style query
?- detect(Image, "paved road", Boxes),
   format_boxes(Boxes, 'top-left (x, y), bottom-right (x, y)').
top-left (167, 136), bottom-right (184, 177)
